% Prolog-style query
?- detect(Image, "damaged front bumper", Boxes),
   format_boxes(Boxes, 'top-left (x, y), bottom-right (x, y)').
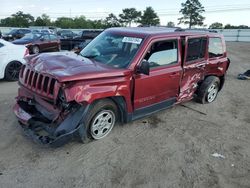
top-left (13, 101), bottom-right (89, 147)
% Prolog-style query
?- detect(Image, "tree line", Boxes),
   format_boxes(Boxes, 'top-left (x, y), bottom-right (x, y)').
top-left (209, 22), bottom-right (249, 29)
top-left (0, 0), bottom-right (249, 29)
top-left (0, 7), bottom-right (161, 29)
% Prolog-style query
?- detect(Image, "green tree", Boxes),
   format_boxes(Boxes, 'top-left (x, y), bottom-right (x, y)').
top-left (0, 11), bottom-right (34, 27)
top-left (34, 14), bottom-right (51, 26)
top-left (237, 25), bottom-right (249, 29)
top-left (178, 0), bottom-right (205, 28)
top-left (73, 16), bottom-right (92, 28)
top-left (91, 20), bottom-right (106, 29)
top-left (224, 24), bottom-right (249, 29)
top-left (104, 13), bottom-right (122, 28)
top-left (139, 7), bottom-right (160, 26)
top-left (54, 17), bottom-right (75, 28)
top-left (209, 22), bottom-right (223, 29)
top-left (167, 21), bottom-right (175, 27)
top-left (119, 8), bottom-right (141, 27)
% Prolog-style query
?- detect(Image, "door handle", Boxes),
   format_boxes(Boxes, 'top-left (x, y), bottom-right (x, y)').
top-left (169, 72), bottom-right (180, 77)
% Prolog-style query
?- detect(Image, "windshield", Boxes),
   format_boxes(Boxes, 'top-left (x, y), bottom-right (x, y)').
top-left (22, 33), bottom-right (41, 40)
top-left (9, 29), bottom-right (18, 34)
top-left (80, 32), bottom-right (143, 68)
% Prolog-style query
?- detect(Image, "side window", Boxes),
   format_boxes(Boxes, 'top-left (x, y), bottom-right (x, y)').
top-left (186, 37), bottom-right (207, 62)
top-left (50, 34), bottom-right (58, 40)
top-left (145, 40), bottom-right (178, 68)
top-left (209, 37), bottom-right (223, 58)
top-left (25, 30), bottom-right (31, 34)
top-left (43, 35), bottom-right (50, 41)
top-left (17, 30), bottom-right (22, 34)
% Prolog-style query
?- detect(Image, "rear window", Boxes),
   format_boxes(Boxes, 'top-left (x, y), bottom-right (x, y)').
top-left (209, 37), bottom-right (223, 58)
top-left (186, 37), bottom-right (207, 62)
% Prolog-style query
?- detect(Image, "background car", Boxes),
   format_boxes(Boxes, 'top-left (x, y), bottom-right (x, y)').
top-left (0, 39), bottom-right (29, 81)
top-left (12, 33), bottom-right (60, 54)
top-left (57, 29), bottom-right (78, 39)
top-left (2, 28), bottom-right (31, 41)
top-left (40, 29), bottom-right (55, 34)
top-left (60, 29), bottom-right (103, 51)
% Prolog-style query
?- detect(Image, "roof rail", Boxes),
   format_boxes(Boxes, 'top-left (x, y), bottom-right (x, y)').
top-left (175, 28), bottom-right (218, 33)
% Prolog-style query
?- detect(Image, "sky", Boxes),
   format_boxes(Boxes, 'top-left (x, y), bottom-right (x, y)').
top-left (0, 0), bottom-right (250, 27)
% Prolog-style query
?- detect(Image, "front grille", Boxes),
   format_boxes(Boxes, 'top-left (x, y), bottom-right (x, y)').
top-left (20, 66), bottom-right (57, 98)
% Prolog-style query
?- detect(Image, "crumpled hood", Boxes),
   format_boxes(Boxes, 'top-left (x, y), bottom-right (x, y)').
top-left (25, 52), bottom-right (131, 82)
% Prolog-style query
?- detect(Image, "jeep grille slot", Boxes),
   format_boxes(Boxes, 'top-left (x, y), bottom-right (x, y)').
top-left (21, 67), bottom-right (57, 98)
top-left (24, 69), bottom-right (30, 84)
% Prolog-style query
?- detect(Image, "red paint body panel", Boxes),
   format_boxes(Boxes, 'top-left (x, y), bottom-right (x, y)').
top-left (15, 27), bottom-right (230, 126)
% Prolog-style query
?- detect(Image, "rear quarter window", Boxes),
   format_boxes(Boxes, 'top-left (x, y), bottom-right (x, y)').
top-left (209, 37), bottom-right (223, 58)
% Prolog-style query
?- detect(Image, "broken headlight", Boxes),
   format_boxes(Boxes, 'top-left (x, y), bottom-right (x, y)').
top-left (58, 89), bottom-right (70, 109)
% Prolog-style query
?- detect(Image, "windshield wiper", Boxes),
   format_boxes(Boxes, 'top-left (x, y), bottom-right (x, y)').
top-left (81, 54), bottom-right (98, 59)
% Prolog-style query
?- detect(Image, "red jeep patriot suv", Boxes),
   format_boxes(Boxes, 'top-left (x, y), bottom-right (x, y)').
top-left (13, 27), bottom-right (230, 146)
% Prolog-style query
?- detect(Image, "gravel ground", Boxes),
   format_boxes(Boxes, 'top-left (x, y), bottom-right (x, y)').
top-left (0, 42), bottom-right (249, 188)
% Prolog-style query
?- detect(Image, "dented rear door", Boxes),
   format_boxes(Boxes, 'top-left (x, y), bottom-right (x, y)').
top-left (178, 35), bottom-right (208, 102)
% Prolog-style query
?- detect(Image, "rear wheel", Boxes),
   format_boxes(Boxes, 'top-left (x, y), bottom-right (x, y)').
top-left (5, 61), bottom-right (22, 81)
top-left (79, 99), bottom-right (118, 143)
top-left (196, 76), bottom-right (220, 104)
top-left (32, 45), bottom-right (40, 54)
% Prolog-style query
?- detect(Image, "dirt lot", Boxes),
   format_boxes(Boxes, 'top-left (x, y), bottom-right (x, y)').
top-left (0, 42), bottom-right (249, 188)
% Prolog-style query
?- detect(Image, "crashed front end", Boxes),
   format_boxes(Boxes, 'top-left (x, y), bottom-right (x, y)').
top-left (13, 65), bottom-right (87, 147)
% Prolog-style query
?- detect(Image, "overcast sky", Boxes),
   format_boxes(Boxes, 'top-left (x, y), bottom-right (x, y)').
top-left (1, 0), bottom-right (250, 26)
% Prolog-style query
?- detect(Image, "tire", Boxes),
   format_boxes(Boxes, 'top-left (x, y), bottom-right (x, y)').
top-left (57, 44), bottom-right (61, 51)
top-left (196, 76), bottom-right (220, 104)
top-left (5, 61), bottom-right (22, 81)
top-left (32, 45), bottom-right (40, 54)
top-left (79, 99), bottom-right (118, 143)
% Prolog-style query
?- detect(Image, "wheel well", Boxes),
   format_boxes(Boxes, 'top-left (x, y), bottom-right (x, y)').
top-left (109, 96), bottom-right (127, 124)
top-left (86, 96), bottom-right (127, 124)
top-left (218, 75), bottom-right (225, 91)
top-left (197, 75), bottom-right (225, 92)
top-left (32, 45), bottom-right (40, 49)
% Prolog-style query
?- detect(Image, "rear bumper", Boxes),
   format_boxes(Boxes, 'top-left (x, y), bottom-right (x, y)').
top-left (13, 102), bottom-right (88, 147)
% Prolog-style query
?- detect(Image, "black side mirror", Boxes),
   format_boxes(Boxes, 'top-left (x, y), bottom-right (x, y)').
top-left (40, 37), bottom-right (44, 41)
top-left (137, 60), bottom-right (150, 75)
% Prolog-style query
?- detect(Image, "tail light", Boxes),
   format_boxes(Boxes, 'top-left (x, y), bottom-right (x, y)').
top-left (24, 48), bottom-right (30, 57)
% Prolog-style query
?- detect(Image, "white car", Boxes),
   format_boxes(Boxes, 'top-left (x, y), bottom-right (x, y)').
top-left (0, 39), bottom-right (29, 81)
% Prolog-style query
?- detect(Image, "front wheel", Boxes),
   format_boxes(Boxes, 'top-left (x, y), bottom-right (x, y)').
top-left (90, 109), bottom-right (116, 139)
top-left (196, 76), bottom-right (220, 104)
top-left (79, 99), bottom-right (118, 143)
top-left (5, 61), bottom-right (22, 81)
top-left (32, 45), bottom-right (40, 54)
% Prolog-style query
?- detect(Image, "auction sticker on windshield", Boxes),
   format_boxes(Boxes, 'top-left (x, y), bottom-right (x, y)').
top-left (122, 37), bottom-right (142, 44)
